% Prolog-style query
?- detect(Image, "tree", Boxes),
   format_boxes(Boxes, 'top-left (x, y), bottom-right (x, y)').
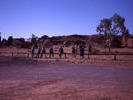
top-left (31, 34), bottom-right (38, 47)
top-left (111, 14), bottom-right (129, 36)
top-left (1, 38), bottom-right (8, 46)
top-left (96, 18), bottom-right (112, 52)
top-left (7, 36), bottom-right (13, 46)
top-left (96, 13), bottom-right (129, 52)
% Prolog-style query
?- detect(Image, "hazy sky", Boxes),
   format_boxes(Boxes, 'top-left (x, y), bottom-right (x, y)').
top-left (0, 0), bottom-right (133, 39)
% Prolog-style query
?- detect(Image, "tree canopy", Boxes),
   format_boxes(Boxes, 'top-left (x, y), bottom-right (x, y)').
top-left (96, 13), bottom-right (129, 52)
top-left (96, 13), bottom-right (129, 37)
top-left (7, 36), bottom-right (13, 46)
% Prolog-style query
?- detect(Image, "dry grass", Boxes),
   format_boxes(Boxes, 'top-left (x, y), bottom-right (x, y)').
top-left (0, 80), bottom-right (133, 100)
top-left (0, 54), bottom-right (133, 100)
top-left (0, 47), bottom-right (133, 68)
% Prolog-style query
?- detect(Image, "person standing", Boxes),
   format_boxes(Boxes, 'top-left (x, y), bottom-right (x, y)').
top-left (88, 44), bottom-right (92, 53)
top-left (80, 45), bottom-right (84, 58)
top-left (31, 45), bottom-right (35, 58)
top-left (40, 46), bottom-right (46, 58)
top-left (72, 46), bottom-right (76, 58)
top-left (59, 46), bottom-right (64, 58)
top-left (49, 47), bottom-right (54, 58)
top-left (36, 46), bottom-right (41, 58)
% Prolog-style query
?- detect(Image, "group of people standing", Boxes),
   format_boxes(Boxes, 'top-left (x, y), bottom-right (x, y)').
top-left (71, 44), bottom-right (92, 58)
top-left (31, 44), bottom-right (92, 59)
top-left (31, 45), bottom-right (64, 58)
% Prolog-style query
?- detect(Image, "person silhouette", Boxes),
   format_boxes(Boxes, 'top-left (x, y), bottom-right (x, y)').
top-left (80, 45), bottom-right (84, 58)
top-left (72, 46), bottom-right (76, 58)
top-left (40, 46), bottom-right (46, 58)
top-left (31, 45), bottom-right (35, 58)
top-left (36, 46), bottom-right (41, 58)
top-left (49, 47), bottom-right (54, 58)
top-left (59, 46), bottom-right (64, 58)
top-left (88, 44), bottom-right (92, 53)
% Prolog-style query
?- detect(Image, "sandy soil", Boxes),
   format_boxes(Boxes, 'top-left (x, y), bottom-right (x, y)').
top-left (0, 56), bottom-right (133, 100)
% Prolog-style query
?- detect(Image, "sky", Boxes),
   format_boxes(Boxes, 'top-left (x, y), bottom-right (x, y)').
top-left (0, 0), bottom-right (133, 39)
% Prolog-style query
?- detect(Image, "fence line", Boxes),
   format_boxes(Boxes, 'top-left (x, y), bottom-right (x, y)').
top-left (0, 51), bottom-right (133, 60)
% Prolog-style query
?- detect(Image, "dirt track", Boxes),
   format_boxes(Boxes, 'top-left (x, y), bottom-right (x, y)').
top-left (0, 56), bottom-right (133, 100)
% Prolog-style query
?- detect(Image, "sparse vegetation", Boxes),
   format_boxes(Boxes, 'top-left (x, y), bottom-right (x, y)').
top-left (96, 13), bottom-right (129, 52)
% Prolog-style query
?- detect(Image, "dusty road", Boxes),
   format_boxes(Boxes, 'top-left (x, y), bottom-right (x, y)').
top-left (0, 56), bottom-right (133, 100)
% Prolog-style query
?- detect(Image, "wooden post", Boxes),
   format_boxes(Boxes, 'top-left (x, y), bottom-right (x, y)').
top-left (114, 54), bottom-right (117, 60)
top-left (12, 52), bottom-right (13, 56)
top-left (88, 53), bottom-right (90, 59)
top-left (17, 52), bottom-right (19, 56)
top-left (65, 53), bottom-right (67, 59)
top-left (27, 53), bottom-right (29, 58)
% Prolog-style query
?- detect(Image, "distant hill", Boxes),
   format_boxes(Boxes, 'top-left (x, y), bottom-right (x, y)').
top-left (38, 34), bottom-right (121, 48)
top-left (0, 34), bottom-right (126, 48)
